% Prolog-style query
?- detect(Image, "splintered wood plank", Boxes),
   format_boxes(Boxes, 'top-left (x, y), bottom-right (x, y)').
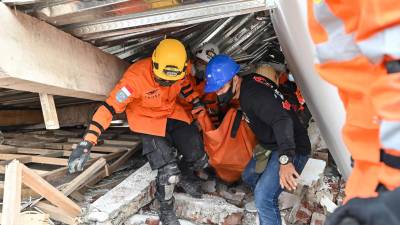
top-left (104, 140), bottom-right (140, 147)
top-left (0, 183), bottom-right (40, 201)
top-left (109, 145), bottom-right (140, 172)
top-left (1, 160), bottom-right (22, 225)
top-left (0, 146), bottom-right (59, 155)
top-left (62, 150), bottom-right (106, 158)
top-left (0, 145), bottom-right (18, 153)
top-left (41, 149), bottom-right (126, 181)
top-left (62, 158), bottom-right (106, 196)
top-left (0, 213), bottom-right (50, 225)
top-left (39, 93), bottom-right (60, 130)
top-left (35, 202), bottom-right (75, 225)
top-left (69, 191), bottom-right (85, 202)
top-left (0, 109), bottom-right (44, 127)
top-left (64, 143), bottom-right (126, 153)
top-left (103, 139), bottom-right (140, 147)
top-left (21, 164), bottom-right (81, 217)
top-left (85, 145), bottom-right (140, 188)
top-left (2, 139), bottom-right (46, 148)
top-left (41, 167), bottom-right (69, 181)
top-left (0, 154), bottom-right (32, 164)
top-left (30, 156), bottom-right (68, 166)
top-left (40, 151), bottom-right (64, 158)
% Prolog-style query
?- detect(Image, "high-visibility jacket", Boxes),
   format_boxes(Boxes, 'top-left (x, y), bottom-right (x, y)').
top-left (84, 57), bottom-right (199, 143)
top-left (178, 62), bottom-right (220, 124)
top-left (307, 0), bottom-right (400, 199)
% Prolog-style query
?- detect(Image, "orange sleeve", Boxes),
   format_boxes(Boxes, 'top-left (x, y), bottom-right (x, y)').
top-left (180, 75), bottom-right (200, 103)
top-left (84, 65), bottom-right (138, 144)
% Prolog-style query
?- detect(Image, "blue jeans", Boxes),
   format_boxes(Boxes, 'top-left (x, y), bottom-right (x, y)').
top-left (242, 151), bottom-right (309, 225)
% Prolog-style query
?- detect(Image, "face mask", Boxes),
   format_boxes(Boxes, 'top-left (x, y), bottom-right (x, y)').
top-left (155, 76), bottom-right (176, 87)
top-left (195, 69), bottom-right (205, 80)
top-left (217, 85), bottom-right (234, 107)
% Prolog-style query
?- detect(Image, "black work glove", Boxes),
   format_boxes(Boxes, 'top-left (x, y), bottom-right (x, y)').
top-left (326, 189), bottom-right (400, 225)
top-left (191, 98), bottom-right (205, 116)
top-left (68, 140), bottom-right (93, 173)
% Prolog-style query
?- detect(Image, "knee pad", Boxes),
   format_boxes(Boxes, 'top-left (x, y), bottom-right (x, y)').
top-left (156, 162), bottom-right (181, 201)
top-left (191, 153), bottom-right (209, 171)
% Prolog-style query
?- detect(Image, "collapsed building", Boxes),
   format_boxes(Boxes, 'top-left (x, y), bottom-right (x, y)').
top-left (0, 1), bottom-right (351, 224)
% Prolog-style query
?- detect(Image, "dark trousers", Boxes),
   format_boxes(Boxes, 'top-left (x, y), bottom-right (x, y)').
top-left (141, 118), bottom-right (206, 171)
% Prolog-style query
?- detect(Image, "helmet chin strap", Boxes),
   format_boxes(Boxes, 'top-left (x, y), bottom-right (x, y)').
top-left (154, 76), bottom-right (176, 87)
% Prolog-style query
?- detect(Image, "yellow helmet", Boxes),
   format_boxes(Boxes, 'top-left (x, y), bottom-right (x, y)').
top-left (152, 39), bottom-right (187, 81)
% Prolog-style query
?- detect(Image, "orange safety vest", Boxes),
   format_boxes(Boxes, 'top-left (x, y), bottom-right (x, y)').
top-left (308, 0), bottom-right (400, 199)
top-left (84, 57), bottom-right (199, 143)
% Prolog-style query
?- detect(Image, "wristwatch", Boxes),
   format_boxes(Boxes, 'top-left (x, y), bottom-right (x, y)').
top-left (279, 154), bottom-right (290, 165)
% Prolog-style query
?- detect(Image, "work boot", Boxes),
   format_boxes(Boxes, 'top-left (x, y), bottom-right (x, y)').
top-left (177, 172), bottom-right (203, 198)
top-left (159, 198), bottom-right (181, 225)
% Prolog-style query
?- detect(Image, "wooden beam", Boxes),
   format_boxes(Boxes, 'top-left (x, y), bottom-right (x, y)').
top-left (61, 158), bottom-right (106, 196)
top-left (85, 145), bottom-right (140, 188)
top-left (38, 93), bottom-right (59, 130)
top-left (0, 4), bottom-right (128, 100)
top-left (0, 154), bottom-right (67, 166)
top-left (0, 213), bottom-right (50, 225)
top-left (0, 181), bottom-right (40, 200)
top-left (35, 202), bottom-right (75, 225)
top-left (0, 109), bottom-right (43, 127)
top-left (0, 103), bottom-right (100, 127)
top-left (1, 160), bottom-right (22, 225)
top-left (20, 164), bottom-right (81, 217)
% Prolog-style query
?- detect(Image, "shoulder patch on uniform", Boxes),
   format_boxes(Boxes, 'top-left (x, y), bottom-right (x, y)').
top-left (282, 100), bottom-right (291, 111)
top-left (116, 86), bottom-right (133, 103)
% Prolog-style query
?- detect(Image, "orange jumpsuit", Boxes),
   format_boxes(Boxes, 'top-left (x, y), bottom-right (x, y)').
top-left (307, 0), bottom-right (400, 199)
top-left (178, 62), bottom-right (220, 125)
top-left (84, 57), bottom-right (199, 144)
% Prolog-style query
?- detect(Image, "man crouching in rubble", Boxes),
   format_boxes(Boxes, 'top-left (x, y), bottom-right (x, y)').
top-left (67, 39), bottom-right (208, 225)
top-left (204, 55), bottom-right (311, 225)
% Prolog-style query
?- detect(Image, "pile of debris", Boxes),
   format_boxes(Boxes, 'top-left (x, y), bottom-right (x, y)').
top-left (0, 128), bottom-right (144, 225)
top-left (0, 119), bottom-right (344, 225)
top-left (81, 120), bottom-right (345, 225)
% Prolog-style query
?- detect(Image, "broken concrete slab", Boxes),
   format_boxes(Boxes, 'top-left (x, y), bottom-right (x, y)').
top-left (174, 193), bottom-right (244, 225)
top-left (286, 201), bottom-right (313, 224)
top-left (244, 201), bottom-right (257, 213)
top-left (201, 179), bottom-right (216, 194)
top-left (320, 195), bottom-right (337, 213)
top-left (87, 163), bottom-right (157, 225)
top-left (0, 3), bottom-right (128, 101)
top-left (124, 214), bottom-right (196, 225)
top-left (298, 158), bottom-right (326, 186)
top-left (310, 212), bottom-right (326, 225)
top-left (279, 191), bottom-right (301, 210)
top-left (219, 190), bottom-right (246, 207)
top-left (242, 211), bottom-right (259, 225)
top-left (308, 121), bottom-right (328, 152)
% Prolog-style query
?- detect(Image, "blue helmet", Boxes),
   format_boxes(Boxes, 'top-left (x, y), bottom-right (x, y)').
top-left (204, 54), bottom-right (240, 93)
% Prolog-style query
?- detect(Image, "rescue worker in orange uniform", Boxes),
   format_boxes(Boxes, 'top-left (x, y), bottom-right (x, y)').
top-left (179, 43), bottom-right (221, 126)
top-left (67, 39), bottom-right (208, 225)
top-left (307, 1), bottom-right (400, 224)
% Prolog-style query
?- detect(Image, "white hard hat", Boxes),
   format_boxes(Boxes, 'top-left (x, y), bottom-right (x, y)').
top-left (195, 43), bottom-right (220, 63)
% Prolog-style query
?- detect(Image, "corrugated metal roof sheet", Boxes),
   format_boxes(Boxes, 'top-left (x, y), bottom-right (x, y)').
top-left (2, 0), bottom-right (284, 109)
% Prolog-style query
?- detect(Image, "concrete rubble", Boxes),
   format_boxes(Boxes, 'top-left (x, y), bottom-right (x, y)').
top-left (86, 163), bottom-right (157, 225)
top-left (83, 120), bottom-right (345, 225)
top-left (124, 214), bottom-right (196, 225)
top-left (174, 193), bottom-right (244, 225)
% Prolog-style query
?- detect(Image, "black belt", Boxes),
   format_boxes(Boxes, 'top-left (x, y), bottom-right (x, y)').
top-left (386, 60), bottom-right (400, 74)
top-left (381, 149), bottom-right (400, 170)
top-left (230, 110), bottom-right (243, 138)
top-left (349, 150), bottom-right (400, 170)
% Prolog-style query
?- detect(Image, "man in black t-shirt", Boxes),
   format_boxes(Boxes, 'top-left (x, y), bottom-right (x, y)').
top-left (204, 55), bottom-right (311, 225)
